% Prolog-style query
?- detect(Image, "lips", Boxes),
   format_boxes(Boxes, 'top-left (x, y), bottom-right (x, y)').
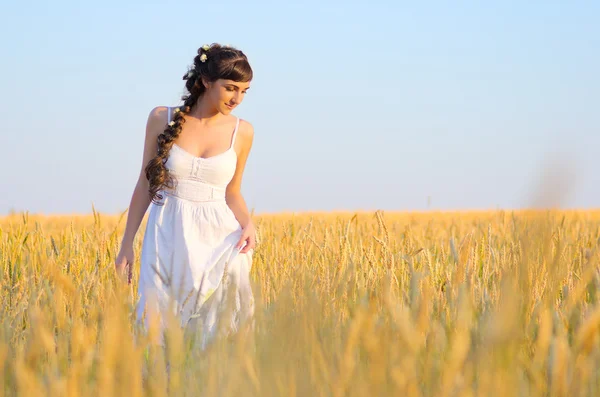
top-left (226, 103), bottom-right (234, 109)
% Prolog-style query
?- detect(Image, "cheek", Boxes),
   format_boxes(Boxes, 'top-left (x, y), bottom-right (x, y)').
top-left (218, 91), bottom-right (232, 101)
top-left (211, 94), bottom-right (223, 105)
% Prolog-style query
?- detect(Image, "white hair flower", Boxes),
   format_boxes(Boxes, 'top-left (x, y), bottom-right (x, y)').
top-left (200, 53), bottom-right (208, 63)
top-left (202, 44), bottom-right (210, 51)
top-left (168, 121), bottom-right (175, 127)
top-left (187, 69), bottom-right (195, 78)
top-left (174, 107), bottom-right (180, 113)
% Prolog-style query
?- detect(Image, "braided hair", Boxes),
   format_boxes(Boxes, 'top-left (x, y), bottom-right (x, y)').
top-left (145, 43), bottom-right (253, 205)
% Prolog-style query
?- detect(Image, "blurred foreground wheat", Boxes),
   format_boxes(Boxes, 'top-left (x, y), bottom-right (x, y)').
top-left (1, 208), bottom-right (600, 396)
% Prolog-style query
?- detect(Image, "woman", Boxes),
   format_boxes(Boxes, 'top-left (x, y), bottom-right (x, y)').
top-left (115, 43), bottom-right (256, 348)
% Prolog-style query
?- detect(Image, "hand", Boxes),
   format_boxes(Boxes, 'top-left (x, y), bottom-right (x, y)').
top-left (236, 222), bottom-right (256, 254)
top-left (115, 245), bottom-right (134, 284)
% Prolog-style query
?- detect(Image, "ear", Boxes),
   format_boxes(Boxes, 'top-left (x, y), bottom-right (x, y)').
top-left (201, 78), bottom-right (210, 89)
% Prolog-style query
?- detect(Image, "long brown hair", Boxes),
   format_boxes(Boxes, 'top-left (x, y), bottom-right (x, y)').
top-left (145, 43), bottom-right (253, 205)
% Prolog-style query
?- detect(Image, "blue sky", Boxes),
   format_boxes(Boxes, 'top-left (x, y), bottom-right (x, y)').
top-left (1, 1), bottom-right (598, 215)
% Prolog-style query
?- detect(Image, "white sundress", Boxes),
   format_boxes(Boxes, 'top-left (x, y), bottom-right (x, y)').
top-left (136, 106), bottom-right (255, 349)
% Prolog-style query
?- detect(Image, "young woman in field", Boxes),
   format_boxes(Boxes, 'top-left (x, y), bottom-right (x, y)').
top-left (115, 43), bottom-right (256, 348)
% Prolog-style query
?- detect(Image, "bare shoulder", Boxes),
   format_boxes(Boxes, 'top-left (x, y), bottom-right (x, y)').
top-left (145, 106), bottom-right (170, 139)
top-left (237, 118), bottom-right (255, 146)
top-left (136, 106), bottom-right (170, 178)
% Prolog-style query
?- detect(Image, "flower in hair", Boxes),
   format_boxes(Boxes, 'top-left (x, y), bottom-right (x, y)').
top-left (200, 54), bottom-right (208, 63)
top-left (202, 44), bottom-right (210, 51)
top-left (169, 121), bottom-right (175, 127)
top-left (187, 69), bottom-right (195, 78)
top-left (174, 107), bottom-right (180, 113)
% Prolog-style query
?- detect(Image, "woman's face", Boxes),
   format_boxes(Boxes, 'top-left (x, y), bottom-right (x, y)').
top-left (204, 78), bottom-right (251, 114)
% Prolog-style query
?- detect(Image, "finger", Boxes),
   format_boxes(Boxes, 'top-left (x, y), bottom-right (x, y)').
top-left (115, 263), bottom-right (129, 283)
top-left (241, 242), bottom-right (254, 253)
top-left (115, 268), bottom-right (126, 282)
top-left (236, 234), bottom-right (248, 249)
top-left (117, 264), bottom-right (126, 276)
top-left (241, 235), bottom-right (255, 251)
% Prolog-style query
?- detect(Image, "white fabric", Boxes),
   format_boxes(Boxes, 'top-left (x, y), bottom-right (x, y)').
top-left (136, 107), bottom-right (254, 349)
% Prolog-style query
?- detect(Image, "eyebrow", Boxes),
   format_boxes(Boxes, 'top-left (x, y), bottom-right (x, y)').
top-left (226, 84), bottom-right (250, 90)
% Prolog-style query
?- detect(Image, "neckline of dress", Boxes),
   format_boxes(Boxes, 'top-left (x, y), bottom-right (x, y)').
top-left (172, 143), bottom-right (236, 161)
top-left (167, 107), bottom-right (240, 161)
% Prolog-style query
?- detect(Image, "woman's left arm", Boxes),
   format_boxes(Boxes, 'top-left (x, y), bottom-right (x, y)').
top-left (226, 120), bottom-right (256, 253)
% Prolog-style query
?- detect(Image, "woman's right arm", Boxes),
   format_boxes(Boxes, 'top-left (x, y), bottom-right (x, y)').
top-left (115, 107), bottom-right (166, 278)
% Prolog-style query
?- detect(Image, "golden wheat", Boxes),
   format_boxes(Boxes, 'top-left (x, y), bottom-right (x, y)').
top-left (1, 209), bottom-right (600, 395)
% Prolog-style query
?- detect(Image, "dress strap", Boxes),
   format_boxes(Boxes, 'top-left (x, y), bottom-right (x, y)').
top-left (230, 118), bottom-right (240, 148)
top-left (167, 106), bottom-right (171, 123)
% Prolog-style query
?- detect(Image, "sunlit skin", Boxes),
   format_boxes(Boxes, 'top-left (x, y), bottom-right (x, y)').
top-left (175, 78), bottom-right (256, 254)
top-left (113, 78), bottom-right (255, 279)
top-left (190, 78), bottom-right (251, 122)
top-left (174, 79), bottom-right (251, 158)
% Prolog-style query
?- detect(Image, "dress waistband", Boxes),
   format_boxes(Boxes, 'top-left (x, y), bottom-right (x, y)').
top-left (162, 180), bottom-right (226, 203)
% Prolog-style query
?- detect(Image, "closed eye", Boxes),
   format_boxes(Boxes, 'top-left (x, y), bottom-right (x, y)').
top-left (226, 85), bottom-right (250, 93)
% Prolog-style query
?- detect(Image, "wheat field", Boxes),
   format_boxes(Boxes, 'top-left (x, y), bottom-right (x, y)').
top-left (1, 208), bottom-right (600, 396)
